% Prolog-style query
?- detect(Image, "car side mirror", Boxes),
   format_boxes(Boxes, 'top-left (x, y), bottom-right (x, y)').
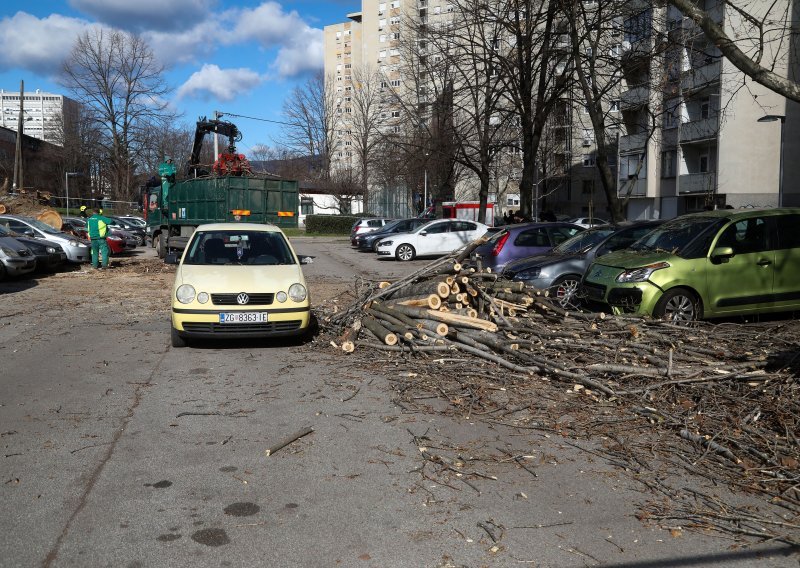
top-left (298, 255), bottom-right (314, 264)
top-left (420, 231), bottom-right (428, 236)
top-left (164, 252), bottom-right (180, 265)
top-left (710, 246), bottom-right (734, 262)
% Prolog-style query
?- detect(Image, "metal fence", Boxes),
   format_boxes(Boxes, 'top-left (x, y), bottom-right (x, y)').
top-left (366, 186), bottom-right (414, 218)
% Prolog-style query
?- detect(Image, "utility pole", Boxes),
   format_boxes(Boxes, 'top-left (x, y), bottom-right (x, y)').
top-left (213, 110), bottom-right (222, 161)
top-left (12, 80), bottom-right (24, 191)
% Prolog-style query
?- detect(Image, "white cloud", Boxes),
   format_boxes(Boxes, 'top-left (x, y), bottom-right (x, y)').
top-left (274, 27), bottom-right (324, 77)
top-left (176, 64), bottom-right (263, 101)
top-left (69, 0), bottom-right (215, 32)
top-left (0, 12), bottom-right (93, 75)
top-left (143, 20), bottom-right (223, 66)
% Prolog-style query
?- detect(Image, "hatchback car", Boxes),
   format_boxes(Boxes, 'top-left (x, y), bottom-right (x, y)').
top-left (376, 219), bottom-right (489, 261)
top-left (0, 225), bottom-right (67, 272)
top-left (0, 231), bottom-right (36, 280)
top-left (0, 215), bottom-right (90, 263)
top-left (470, 222), bottom-right (584, 272)
top-left (167, 222), bottom-right (312, 347)
top-left (581, 208), bottom-right (800, 322)
top-left (350, 218), bottom-right (393, 245)
top-left (568, 217), bottom-right (609, 228)
top-left (354, 218), bottom-right (430, 251)
top-left (502, 220), bottom-right (664, 307)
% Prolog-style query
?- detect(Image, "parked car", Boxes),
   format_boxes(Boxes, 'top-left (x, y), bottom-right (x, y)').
top-left (107, 216), bottom-right (146, 246)
top-left (0, 230), bottom-right (36, 281)
top-left (0, 225), bottom-right (67, 272)
top-left (581, 208), bottom-right (800, 322)
top-left (165, 222), bottom-right (313, 347)
top-left (469, 221), bottom-right (584, 272)
top-left (376, 219), bottom-right (489, 261)
top-left (0, 215), bottom-right (91, 264)
top-left (119, 216), bottom-right (146, 228)
top-left (61, 217), bottom-right (88, 239)
top-left (501, 220), bottom-right (664, 307)
top-left (568, 217), bottom-right (609, 228)
top-left (354, 218), bottom-right (430, 252)
top-left (350, 218), bottom-right (393, 245)
top-left (63, 217), bottom-right (133, 253)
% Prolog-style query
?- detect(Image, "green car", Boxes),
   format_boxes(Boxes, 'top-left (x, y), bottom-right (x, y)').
top-left (581, 208), bottom-right (800, 322)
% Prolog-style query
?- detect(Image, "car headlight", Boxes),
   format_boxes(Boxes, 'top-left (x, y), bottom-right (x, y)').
top-left (176, 284), bottom-right (196, 304)
top-left (616, 262), bottom-right (670, 283)
top-left (0, 246), bottom-right (15, 257)
top-left (378, 240), bottom-right (392, 247)
top-left (515, 267), bottom-right (541, 280)
top-left (197, 292), bottom-right (209, 304)
top-left (68, 240), bottom-right (80, 247)
top-left (46, 246), bottom-right (57, 253)
top-left (288, 283), bottom-right (307, 302)
top-left (276, 291), bottom-right (288, 303)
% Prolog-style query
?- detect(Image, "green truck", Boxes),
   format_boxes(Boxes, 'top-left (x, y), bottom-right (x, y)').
top-left (144, 117), bottom-right (299, 257)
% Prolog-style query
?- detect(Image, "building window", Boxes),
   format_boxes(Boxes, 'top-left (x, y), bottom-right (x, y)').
top-left (700, 97), bottom-right (710, 120)
top-left (583, 155), bottom-right (595, 167)
top-left (391, 110), bottom-right (400, 117)
top-left (582, 129), bottom-right (593, 146)
top-left (661, 150), bottom-right (676, 178)
top-left (610, 100), bottom-right (620, 112)
top-left (699, 153), bottom-right (709, 173)
top-left (582, 179), bottom-right (594, 194)
top-left (379, 2), bottom-right (386, 10)
top-left (390, 79), bottom-right (401, 87)
top-left (380, 34), bottom-right (386, 42)
top-left (300, 197), bottom-right (314, 215)
top-left (379, 50), bottom-right (387, 58)
top-left (379, 18), bottom-right (387, 27)
top-left (390, 0), bottom-right (400, 7)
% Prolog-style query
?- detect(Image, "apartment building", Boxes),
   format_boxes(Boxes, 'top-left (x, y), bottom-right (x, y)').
top-left (0, 89), bottom-right (79, 146)
top-left (617, 0), bottom-right (799, 218)
top-left (326, 1), bottom-right (798, 220)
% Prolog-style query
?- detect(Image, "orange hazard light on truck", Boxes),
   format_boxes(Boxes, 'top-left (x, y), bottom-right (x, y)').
top-left (277, 211), bottom-right (295, 217)
top-left (230, 209), bottom-right (251, 216)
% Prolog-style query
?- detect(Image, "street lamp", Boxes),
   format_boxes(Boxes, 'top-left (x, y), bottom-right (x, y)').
top-left (757, 114), bottom-right (785, 207)
top-left (423, 152), bottom-right (429, 215)
top-left (65, 172), bottom-right (81, 215)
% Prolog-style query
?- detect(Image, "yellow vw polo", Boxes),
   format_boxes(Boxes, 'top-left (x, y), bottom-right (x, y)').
top-left (167, 223), bottom-right (312, 347)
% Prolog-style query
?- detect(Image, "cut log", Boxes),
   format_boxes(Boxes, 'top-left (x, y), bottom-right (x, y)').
top-left (362, 316), bottom-right (398, 346)
top-left (417, 319), bottom-right (449, 336)
top-left (391, 294), bottom-right (442, 310)
top-left (338, 320), bottom-right (361, 353)
top-left (388, 304), bottom-right (498, 332)
top-left (386, 280), bottom-right (450, 299)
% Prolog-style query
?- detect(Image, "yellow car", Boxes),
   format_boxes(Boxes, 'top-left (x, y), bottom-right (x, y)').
top-left (167, 223), bottom-right (312, 347)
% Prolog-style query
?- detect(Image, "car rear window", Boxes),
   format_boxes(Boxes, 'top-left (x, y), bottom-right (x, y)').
top-left (184, 231), bottom-right (295, 266)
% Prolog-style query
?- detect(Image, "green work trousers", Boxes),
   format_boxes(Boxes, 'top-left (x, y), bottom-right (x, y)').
top-left (90, 238), bottom-right (110, 268)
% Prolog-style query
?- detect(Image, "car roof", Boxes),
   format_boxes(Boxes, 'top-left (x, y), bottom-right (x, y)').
top-left (195, 222), bottom-right (284, 233)
top-left (676, 207), bottom-right (800, 221)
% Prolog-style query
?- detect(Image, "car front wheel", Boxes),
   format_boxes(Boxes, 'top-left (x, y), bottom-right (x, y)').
top-left (550, 275), bottom-right (581, 308)
top-left (395, 244), bottom-right (416, 261)
top-left (653, 288), bottom-right (700, 323)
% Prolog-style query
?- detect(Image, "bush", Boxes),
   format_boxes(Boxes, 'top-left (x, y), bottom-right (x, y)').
top-left (305, 214), bottom-right (361, 234)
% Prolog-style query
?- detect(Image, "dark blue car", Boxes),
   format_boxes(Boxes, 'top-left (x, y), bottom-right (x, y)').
top-left (354, 218), bottom-right (430, 252)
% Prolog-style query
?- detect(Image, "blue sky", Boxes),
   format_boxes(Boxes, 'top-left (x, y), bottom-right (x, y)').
top-left (0, 0), bottom-right (360, 153)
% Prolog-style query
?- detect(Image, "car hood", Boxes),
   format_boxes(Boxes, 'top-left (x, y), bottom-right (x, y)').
top-left (176, 263), bottom-right (306, 291)
top-left (0, 236), bottom-right (31, 254)
top-left (592, 249), bottom-right (675, 269)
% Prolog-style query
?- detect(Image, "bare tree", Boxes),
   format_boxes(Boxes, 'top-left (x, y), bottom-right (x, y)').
top-left (347, 66), bottom-right (386, 213)
top-left (280, 71), bottom-right (341, 181)
top-left (668, 0), bottom-right (800, 103)
top-left (61, 29), bottom-right (175, 201)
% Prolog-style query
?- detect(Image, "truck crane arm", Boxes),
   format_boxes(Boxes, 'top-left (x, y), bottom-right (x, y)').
top-left (188, 116), bottom-right (244, 175)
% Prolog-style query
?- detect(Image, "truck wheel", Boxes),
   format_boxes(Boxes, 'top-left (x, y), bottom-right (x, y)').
top-left (157, 232), bottom-right (166, 259)
top-left (171, 326), bottom-right (187, 348)
top-left (653, 288), bottom-right (700, 324)
top-left (395, 244), bottom-right (415, 261)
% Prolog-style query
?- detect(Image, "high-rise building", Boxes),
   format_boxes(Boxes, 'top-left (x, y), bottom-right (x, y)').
top-left (0, 89), bottom-right (79, 146)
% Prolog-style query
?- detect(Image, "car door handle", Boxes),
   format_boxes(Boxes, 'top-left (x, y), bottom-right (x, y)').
top-left (757, 259), bottom-right (772, 266)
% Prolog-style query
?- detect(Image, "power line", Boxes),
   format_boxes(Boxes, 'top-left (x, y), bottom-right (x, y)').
top-left (218, 111), bottom-right (294, 128)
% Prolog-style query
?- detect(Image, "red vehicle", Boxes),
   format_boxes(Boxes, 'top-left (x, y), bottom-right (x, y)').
top-left (421, 201), bottom-right (496, 225)
top-left (61, 218), bottom-right (127, 255)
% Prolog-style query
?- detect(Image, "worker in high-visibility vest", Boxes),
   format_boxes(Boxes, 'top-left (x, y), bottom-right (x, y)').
top-left (86, 209), bottom-right (113, 269)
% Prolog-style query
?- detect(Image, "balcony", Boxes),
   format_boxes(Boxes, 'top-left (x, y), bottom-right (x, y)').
top-left (619, 131), bottom-right (648, 153)
top-left (678, 172), bottom-right (716, 194)
top-left (680, 117), bottom-right (719, 144)
top-left (620, 84), bottom-right (649, 110)
top-left (681, 61), bottom-right (721, 92)
top-left (618, 177), bottom-right (647, 197)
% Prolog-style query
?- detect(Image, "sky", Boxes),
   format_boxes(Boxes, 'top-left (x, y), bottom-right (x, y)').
top-left (0, 0), bottom-right (361, 155)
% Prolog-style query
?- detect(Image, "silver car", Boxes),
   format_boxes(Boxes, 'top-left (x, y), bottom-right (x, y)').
top-left (0, 215), bottom-right (91, 264)
top-left (0, 233), bottom-right (36, 280)
top-left (501, 221), bottom-right (664, 307)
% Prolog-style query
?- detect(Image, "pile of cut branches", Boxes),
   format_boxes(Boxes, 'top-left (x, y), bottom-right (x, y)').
top-left (321, 241), bottom-right (800, 544)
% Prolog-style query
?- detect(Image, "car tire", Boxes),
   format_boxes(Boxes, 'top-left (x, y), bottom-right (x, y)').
top-left (157, 232), bottom-right (166, 259)
top-left (171, 326), bottom-right (187, 348)
top-left (550, 274), bottom-right (582, 308)
top-left (653, 287), bottom-right (700, 323)
top-left (395, 244), bottom-right (415, 261)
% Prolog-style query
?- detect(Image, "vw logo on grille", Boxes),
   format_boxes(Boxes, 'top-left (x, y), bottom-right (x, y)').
top-left (236, 293), bottom-right (250, 305)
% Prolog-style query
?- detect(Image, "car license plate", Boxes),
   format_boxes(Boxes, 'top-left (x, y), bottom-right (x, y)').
top-left (219, 312), bottom-right (269, 324)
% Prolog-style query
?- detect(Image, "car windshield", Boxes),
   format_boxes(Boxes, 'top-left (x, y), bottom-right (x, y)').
top-left (630, 217), bottom-right (720, 256)
top-left (553, 227), bottom-right (616, 254)
top-left (19, 217), bottom-right (60, 234)
top-left (184, 230), bottom-right (296, 266)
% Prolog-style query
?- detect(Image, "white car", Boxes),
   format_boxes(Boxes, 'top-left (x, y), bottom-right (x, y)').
top-left (567, 217), bottom-right (609, 228)
top-left (375, 219), bottom-right (489, 261)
